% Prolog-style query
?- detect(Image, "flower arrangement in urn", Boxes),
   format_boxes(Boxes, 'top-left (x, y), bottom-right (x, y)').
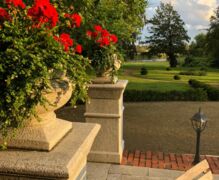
top-left (86, 25), bottom-right (122, 84)
top-left (0, 0), bottom-right (89, 147)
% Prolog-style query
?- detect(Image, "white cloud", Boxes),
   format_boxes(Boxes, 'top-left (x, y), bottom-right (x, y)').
top-left (161, 0), bottom-right (218, 38)
top-left (142, 0), bottom-right (219, 40)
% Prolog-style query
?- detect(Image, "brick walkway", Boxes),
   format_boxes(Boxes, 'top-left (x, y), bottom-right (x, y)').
top-left (121, 150), bottom-right (219, 174)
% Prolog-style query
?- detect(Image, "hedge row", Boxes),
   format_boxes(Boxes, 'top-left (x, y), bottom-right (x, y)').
top-left (189, 79), bottom-right (219, 101)
top-left (124, 88), bottom-right (208, 102)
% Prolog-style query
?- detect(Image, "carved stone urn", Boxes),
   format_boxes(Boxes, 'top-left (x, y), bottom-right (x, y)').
top-left (92, 54), bottom-right (121, 84)
top-left (3, 78), bottom-right (73, 151)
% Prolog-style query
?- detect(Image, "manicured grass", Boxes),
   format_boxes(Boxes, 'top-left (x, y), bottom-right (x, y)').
top-left (118, 61), bottom-right (219, 91)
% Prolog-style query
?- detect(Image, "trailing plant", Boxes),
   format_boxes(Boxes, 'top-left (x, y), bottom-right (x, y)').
top-left (0, 0), bottom-right (89, 146)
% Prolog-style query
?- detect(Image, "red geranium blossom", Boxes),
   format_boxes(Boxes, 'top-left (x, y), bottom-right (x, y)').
top-left (94, 25), bottom-right (102, 32)
top-left (6, 0), bottom-right (26, 9)
top-left (87, 25), bottom-right (118, 47)
top-left (54, 33), bottom-right (73, 52)
top-left (28, 0), bottom-right (58, 28)
top-left (101, 29), bottom-right (110, 37)
top-left (75, 44), bottom-right (82, 54)
top-left (110, 34), bottom-right (118, 43)
top-left (97, 37), bottom-right (110, 47)
top-left (65, 13), bottom-right (82, 28)
top-left (0, 8), bottom-right (10, 22)
top-left (86, 30), bottom-right (92, 38)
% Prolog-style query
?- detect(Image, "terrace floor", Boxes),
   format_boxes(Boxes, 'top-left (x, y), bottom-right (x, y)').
top-left (87, 162), bottom-right (219, 180)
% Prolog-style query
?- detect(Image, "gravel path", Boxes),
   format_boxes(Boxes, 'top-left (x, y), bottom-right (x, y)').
top-left (56, 102), bottom-right (219, 156)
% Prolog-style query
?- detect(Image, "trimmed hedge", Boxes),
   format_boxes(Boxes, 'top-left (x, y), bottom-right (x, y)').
top-left (124, 88), bottom-right (208, 102)
top-left (179, 71), bottom-right (207, 76)
top-left (189, 79), bottom-right (219, 101)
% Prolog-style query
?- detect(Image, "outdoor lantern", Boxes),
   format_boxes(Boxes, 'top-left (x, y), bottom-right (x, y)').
top-left (191, 108), bottom-right (208, 165)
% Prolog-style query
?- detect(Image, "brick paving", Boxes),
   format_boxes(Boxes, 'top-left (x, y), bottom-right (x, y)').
top-left (121, 150), bottom-right (219, 174)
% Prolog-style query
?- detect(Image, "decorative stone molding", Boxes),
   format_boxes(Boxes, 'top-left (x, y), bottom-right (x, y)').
top-left (0, 123), bottom-right (100, 180)
top-left (85, 80), bottom-right (128, 163)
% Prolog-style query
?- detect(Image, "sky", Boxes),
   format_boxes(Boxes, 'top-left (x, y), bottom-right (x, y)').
top-left (141, 0), bottom-right (219, 41)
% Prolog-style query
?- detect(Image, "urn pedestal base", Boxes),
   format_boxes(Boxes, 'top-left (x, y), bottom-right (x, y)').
top-left (5, 116), bottom-right (73, 151)
top-left (0, 122), bottom-right (100, 180)
top-left (85, 80), bottom-right (128, 164)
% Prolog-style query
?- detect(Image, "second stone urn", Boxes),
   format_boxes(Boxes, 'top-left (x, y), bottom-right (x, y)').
top-left (3, 78), bottom-right (73, 151)
top-left (92, 54), bottom-right (121, 84)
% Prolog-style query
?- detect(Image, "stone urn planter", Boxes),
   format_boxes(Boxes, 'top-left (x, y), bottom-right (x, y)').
top-left (92, 54), bottom-right (122, 84)
top-left (1, 78), bottom-right (73, 151)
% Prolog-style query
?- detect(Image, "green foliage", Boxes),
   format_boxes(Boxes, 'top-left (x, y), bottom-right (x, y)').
top-left (147, 2), bottom-right (190, 67)
top-left (206, 6), bottom-right (219, 67)
top-left (173, 75), bottom-right (181, 80)
top-left (124, 88), bottom-right (208, 102)
top-left (0, 3), bottom-right (89, 144)
top-left (183, 56), bottom-right (211, 67)
top-left (166, 67), bottom-right (171, 71)
top-left (189, 79), bottom-right (219, 100)
top-left (189, 33), bottom-right (207, 57)
top-left (140, 67), bottom-right (148, 75)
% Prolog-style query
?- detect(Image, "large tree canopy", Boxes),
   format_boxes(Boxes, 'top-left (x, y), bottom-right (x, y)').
top-left (206, 6), bottom-right (219, 67)
top-left (147, 3), bottom-right (190, 67)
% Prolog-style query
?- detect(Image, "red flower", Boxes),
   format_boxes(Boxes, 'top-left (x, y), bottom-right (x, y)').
top-left (28, 0), bottom-right (58, 28)
top-left (54, 33), bottom-right (73, 52)
top-left (101, 29), bottom-right (109, 37)
top-left (110, 34), bottom-right (118, 43)
top-left (6, 0), bottom-right (26, 9)
top-left (0, 8), bottom-right (10, 21)
top-left (94, 25), bottom-right (102, 32)
top-left (86, 30), bottom-right (92, 38)
top-left (96, 37), bottom-right (110, 47)
top-left (75, 44), bottom-right (82, 54)
top-left (65, 13), bottom-right (82, 28)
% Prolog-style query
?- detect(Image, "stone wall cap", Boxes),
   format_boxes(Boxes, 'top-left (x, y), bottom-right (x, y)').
top-left (89, 80), bottom-right (128, 89)
top-left (0, 122), bottom-right (100, 179)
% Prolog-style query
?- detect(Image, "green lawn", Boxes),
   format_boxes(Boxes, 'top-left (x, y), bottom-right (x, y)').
top-left (118, 61), bottom-right (219, 91)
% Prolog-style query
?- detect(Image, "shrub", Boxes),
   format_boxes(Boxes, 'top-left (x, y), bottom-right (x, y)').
top-left (124, 88), bottom-right (208, 102)
top-left (140, 67), bottom-right (148, 75)
top-left (166, 67), bottom-right (171, 71)
top-left (174, 75), bottom-right (181, 80)
top-left (189, 79), bottom-right (219, 100)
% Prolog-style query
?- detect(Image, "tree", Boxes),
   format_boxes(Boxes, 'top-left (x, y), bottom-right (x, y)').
top-left (147, 3), bottom-right (190, 67)
top-left (189, 33), bottom-right (207, 57)
top-left (206, 6), bottom-right (219, 67)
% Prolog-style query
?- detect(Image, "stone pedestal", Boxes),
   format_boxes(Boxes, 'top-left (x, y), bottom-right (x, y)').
top-left (0, 122), bottom-right (100, 180)
top-left (85, 80), bottom-right (128, 163)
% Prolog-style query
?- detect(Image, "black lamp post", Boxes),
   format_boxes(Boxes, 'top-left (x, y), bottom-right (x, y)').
top-left (191, 108), bottom-right (208, 165)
